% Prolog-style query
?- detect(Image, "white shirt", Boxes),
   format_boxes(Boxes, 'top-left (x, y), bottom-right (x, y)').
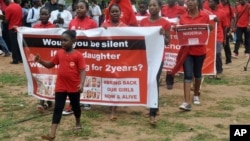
top-left (91, 4), bottom-right (102, 26)
top-left (26, 7), bottom-right (40, 27)
top-left (49, 9), bottom-right (72, 28)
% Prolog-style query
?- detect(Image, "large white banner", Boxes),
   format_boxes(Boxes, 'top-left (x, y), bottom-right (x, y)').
top-left (17, 27), bottom-right (164, 108)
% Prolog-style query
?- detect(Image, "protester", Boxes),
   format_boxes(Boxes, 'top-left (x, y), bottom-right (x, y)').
top-left (102, 3), bottom-right (127, 121)
top-left (232, 0), bottom-right (250, 58)
top-left (221, 0), bottom-right (235, 64)
top-left (33, 7), bottom-right (56, 112)
top-left (35, 30), bottom-right (86, 140)
top-left (91, 0), bottom-right (102, 26)
top-left (65, 1), bottom-right (97, 113)
top-left (4, 0), bottom-right (22, 64)
top-left (21, 0), bottom-right (31, 27)
top-left (177, 0), bottom-right (211, 111)
top-left (0, 9), bottom-right (11, 57)
top-left (208, 0), bottom-right (228, 79)
top-left (106, 0), bottom-right (138, 26)
top-left (161, 0), bottom-right (186, 18)
top-left (136, 1), bottom-right (150, 16)
top-left (49, 0), bottom-right (72, 28)
top-left (26, 0), bottom-right (42, 27)
top-left (139, 0), bottom-right (171, 125)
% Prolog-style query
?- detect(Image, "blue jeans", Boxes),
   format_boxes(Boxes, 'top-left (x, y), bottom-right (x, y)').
top-left (183, 54), bottom-right (206, 82)
top-left (0, 37), bottom-right (10, 54)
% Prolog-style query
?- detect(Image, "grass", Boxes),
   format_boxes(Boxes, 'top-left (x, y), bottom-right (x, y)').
top-left (0, 69), bottom-right (250, 141)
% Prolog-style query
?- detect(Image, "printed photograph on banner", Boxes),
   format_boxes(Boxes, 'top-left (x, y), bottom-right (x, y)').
top-left (32, 74), bottom-right (56, 97)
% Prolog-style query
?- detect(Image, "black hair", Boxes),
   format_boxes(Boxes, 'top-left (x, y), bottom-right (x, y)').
top-left (213, 0), bottom-right (220, 4)
top-left (138, 0), bottom-right (148, 7)
top-left (108, 3), bottom-right (121, 12)
top-left (40, 6), bottom-right (49, 13)
top-left (197, 0), bottom-right (203, 10)
top-left (78, 0), bottom-right (89, 10)
top-left (92, 0), bottom-right (97, 4)
top-left (149, 0), bottom-right (162, 7)
top-left (63, 30), bottom-right (76, 40)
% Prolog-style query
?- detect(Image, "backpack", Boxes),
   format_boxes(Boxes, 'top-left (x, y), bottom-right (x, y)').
top-left (23, 8), bottom-right (34, 27)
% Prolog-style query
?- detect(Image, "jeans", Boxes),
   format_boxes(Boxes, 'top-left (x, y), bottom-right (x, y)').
top-left (183, 54), bottom-right (206, 82)
top-left (216, 42), bottom-right (223, 74)
top-left (0, 37), bottom-right (10, 54)
top-left (9, 30), bottom-right (22, 62)
top-left (224, 28), bottom-right (232, 63)
top-left (149, 62), bottom-right (163, 117)
top-left (52, 92), bottom-right (81, 124)
top-left (233, 27), bottom-right (250, 54)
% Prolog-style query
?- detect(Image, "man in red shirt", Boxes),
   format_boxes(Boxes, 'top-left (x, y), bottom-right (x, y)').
top-left (232, 0), bottom-right (250, 58)
top-left (161, 0), bottom-right (186, 18)
top-left (208, 0), bottom-right (228, 78)
top-left (4, 0), bottom-right (22, 64)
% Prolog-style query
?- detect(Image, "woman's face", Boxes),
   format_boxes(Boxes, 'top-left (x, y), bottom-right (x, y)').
top-left (148, 0), bottom-right (160, 16)
top-left (61, 34), bottom-right (73, 51)
top-left (40, 9), bottom-right (50, 23)
top-left (110, 5), bottom-right (121, 22)
top-left (186, 0), bottom-right (198, 10)
top-left (76, 2), bottom-right (87, 17)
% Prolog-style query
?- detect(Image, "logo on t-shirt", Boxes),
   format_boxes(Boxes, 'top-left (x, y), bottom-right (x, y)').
top-left (69, 62), bottom-right (75, 67)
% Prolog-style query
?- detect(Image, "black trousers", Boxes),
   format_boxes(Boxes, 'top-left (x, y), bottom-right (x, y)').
top-left (52, 92), bottom-right (81, 124)
top-left (224, 28), bottom-right (232, 63)
top-left (9, 30), bottom-right (22, 62)
top-left (149, 62), bottom-right (163, 117)
top-left (233, 27), bottom-right (250, 54)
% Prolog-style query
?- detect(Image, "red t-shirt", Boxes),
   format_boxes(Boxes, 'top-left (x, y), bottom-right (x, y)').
top-left (102, 20), bottom-right (127, 27)
top-left (5, 2), bottom-right (22, 29)
top-left (161, 4), bottom-right (186, 18)
top-left (203, 0), bottom-right (222, 11)
top-left (106, 0), bottom-right (138, 26)
top-left (209, 9), bottom-right (228, 42)
top-left (136, 12), bottom-right (150, 16)
top-left (68, 16), bottom-right (98, 30)
top-left (236, 4), bottom-right (250, 27)
top-left (32, 22), bottom-right (56, 28)
top-left (180, 11), bottom-right (210, 55)
top-left (221, 4), bottom-right (235, 28)
top-left (52, 49), bottom-right (86, 92)
top-left (139, 17), bottom-right (171, 31)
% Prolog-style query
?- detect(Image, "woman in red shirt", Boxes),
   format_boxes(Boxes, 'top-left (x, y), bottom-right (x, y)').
top-left (68, 1), bottom-right (98, 30)
top-left (178, 0), bottom-right (210, 111)
top-left (106, 0), bottom-right (138, 26)
top-left (140, 0), bottom-right (171, 125)
top-left (102, 4), bottom-right (126, 121)
top-left (64, 1), bottom-right (98, 112)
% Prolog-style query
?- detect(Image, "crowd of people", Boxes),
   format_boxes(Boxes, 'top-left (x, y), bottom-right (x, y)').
top-left (0, 0), bottom-right (250, 140)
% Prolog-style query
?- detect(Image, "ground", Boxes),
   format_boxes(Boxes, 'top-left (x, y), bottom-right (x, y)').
top-left (0, 47), bottom-right (250, 141)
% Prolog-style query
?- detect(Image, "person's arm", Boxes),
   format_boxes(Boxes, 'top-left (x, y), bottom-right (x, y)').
top-left (63, 11), bottom-right (73, 28)
top-left (34, 55), bottom-right (55, 68)
top-left (78, 69), bottom-right (86, 93)
top-left (97, 6), bottom-right (102, 16)
top-left (26, 8), bottom-right (36, 23)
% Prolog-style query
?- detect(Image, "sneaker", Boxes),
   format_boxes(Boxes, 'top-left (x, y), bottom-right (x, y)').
top-left (231, 53), bottom-right (238, 58)
top-left (83, 104), bottom-right (91, 110)
top-left (0, 50), bottom-right (3, 55)
top-left (62, 109), bottom-right (73, 115)
top-left (193, 96), bottom-right (200, 105)
top-left (179, 102), bottom-right (191, 111)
